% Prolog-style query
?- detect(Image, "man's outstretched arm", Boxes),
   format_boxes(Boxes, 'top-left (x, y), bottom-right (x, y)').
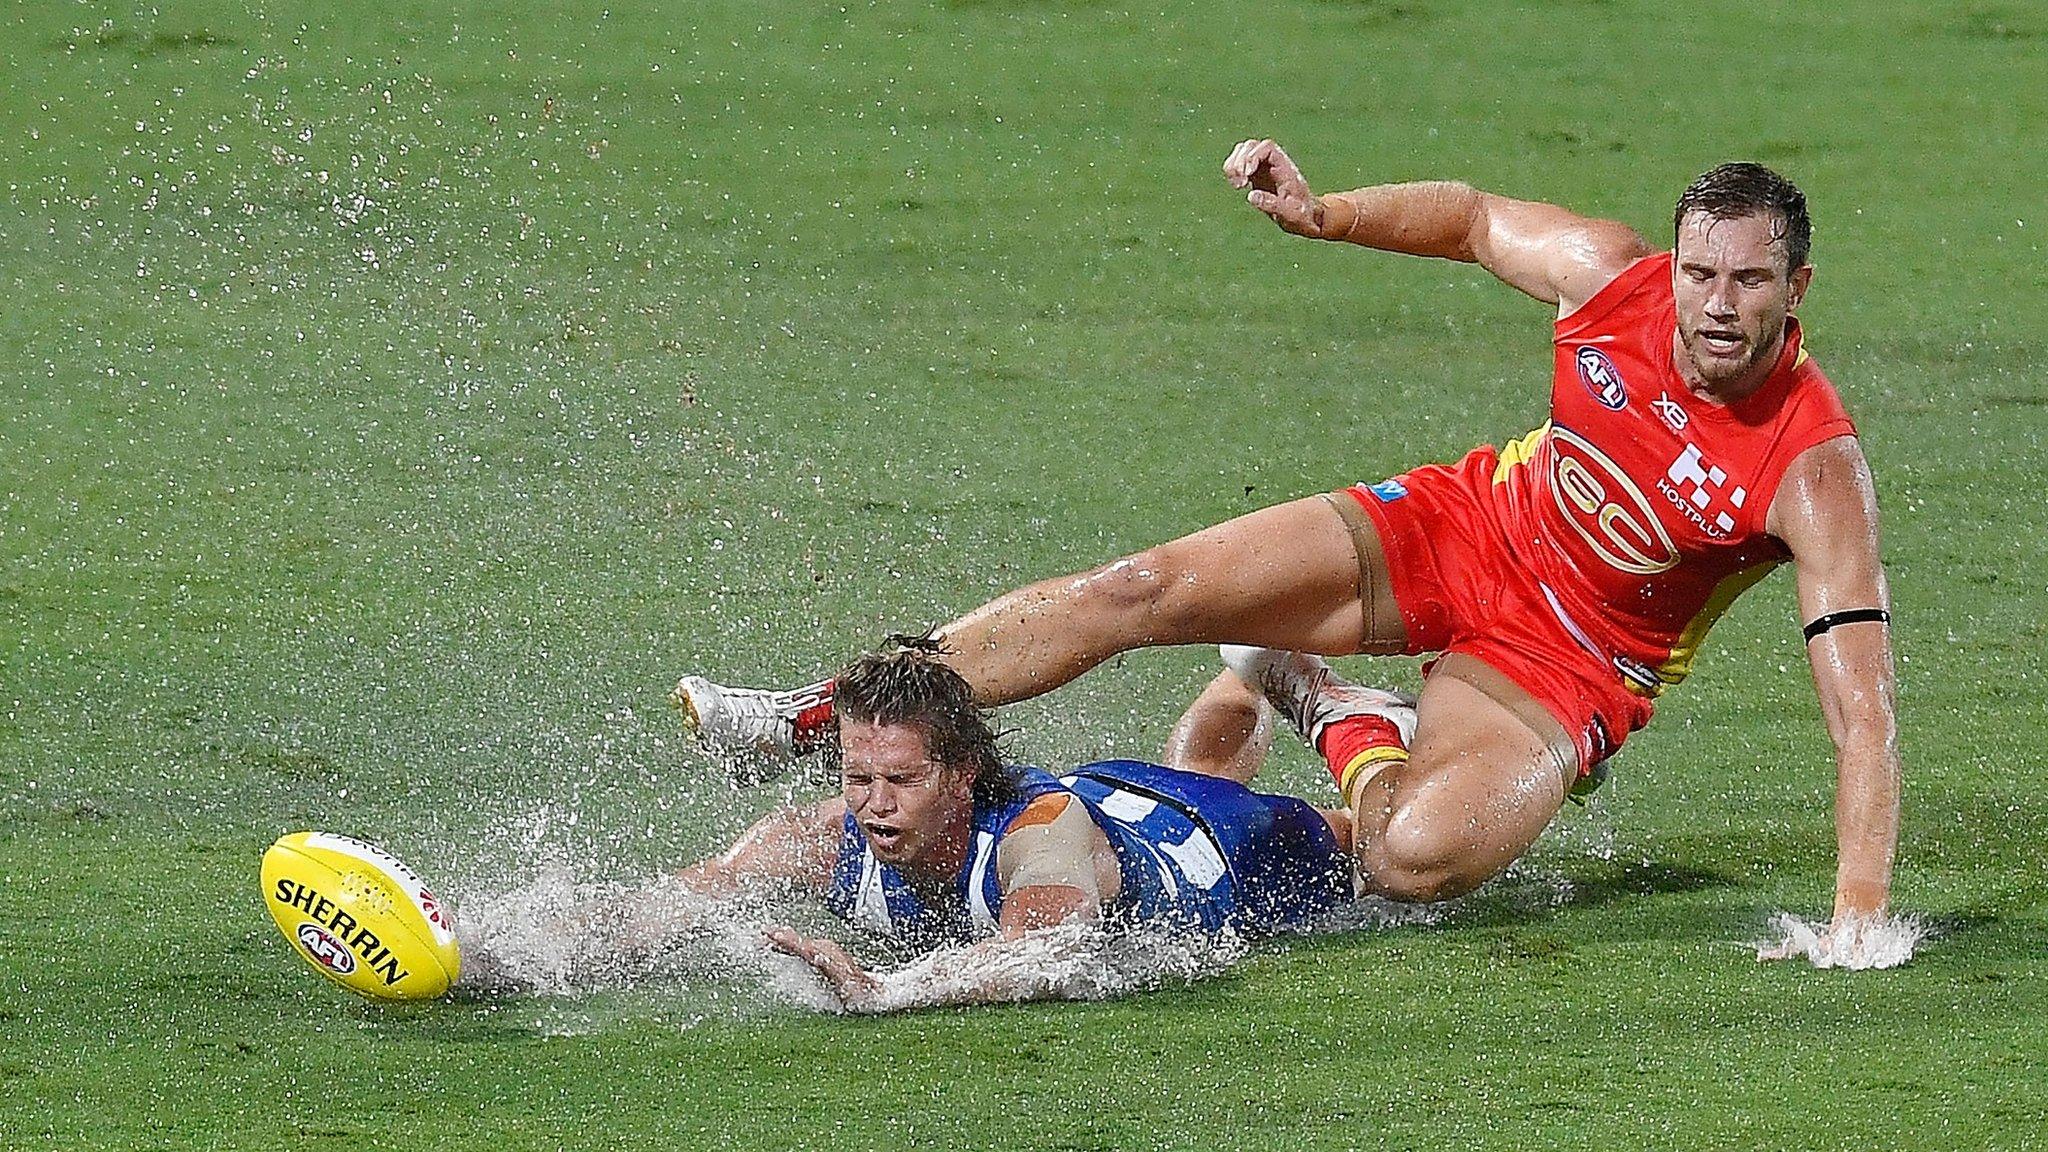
top-left (451, 798), bottom-right (843, 991)
top-left (604, 797), bottom-right (842, 957)
top-left (669, 797), bottom-right (843, 898)
top-left (1766, 435), bottom-right (1902, 933)
top-left (1222, 138), bottom-right (1653, 313)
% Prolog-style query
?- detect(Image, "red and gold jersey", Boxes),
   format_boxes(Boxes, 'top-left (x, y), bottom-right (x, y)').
top-left (1490, 252), bottom-right (1856, 696)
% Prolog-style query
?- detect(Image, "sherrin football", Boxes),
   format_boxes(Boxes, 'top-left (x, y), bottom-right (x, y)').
top-left (260, 831), bottom-right (461, 1000)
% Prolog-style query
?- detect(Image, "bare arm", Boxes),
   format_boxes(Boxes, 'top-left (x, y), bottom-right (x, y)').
top-left (1222, 138), bottom-right (1653, 313)
top-left (768, 794), bottom-right (1119, 1011)
top-left (452, 798), bottom-right (845, 991)
top-left (1765, 435), bottom-right (1901, 929)
top-left (672, 796), bottom-right (844, 898)
top-left (609, 796), bottom-right (843, 956)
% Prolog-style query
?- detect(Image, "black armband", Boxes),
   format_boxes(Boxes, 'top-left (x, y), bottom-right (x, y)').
top-left (1802, 608), bottom-right (1890, 642)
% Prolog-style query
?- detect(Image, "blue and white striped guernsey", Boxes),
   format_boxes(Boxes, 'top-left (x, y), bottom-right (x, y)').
top-left (821, 759), bottom-right (1352, 950)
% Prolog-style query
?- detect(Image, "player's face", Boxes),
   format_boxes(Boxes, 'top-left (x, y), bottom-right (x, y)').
top-left (838, 719), bottom-right (974, 870)
top-left (1671, 210), bottom-right (1813, 394)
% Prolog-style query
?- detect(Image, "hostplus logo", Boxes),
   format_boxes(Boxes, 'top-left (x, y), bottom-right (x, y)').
top-left (1657, 443), bottom-right (1746, 538)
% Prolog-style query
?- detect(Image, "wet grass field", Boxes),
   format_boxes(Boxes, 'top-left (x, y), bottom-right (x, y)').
top-left (4, 0), bottom-right (2046, 1147)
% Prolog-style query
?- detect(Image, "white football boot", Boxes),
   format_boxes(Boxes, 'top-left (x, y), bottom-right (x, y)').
top-left (669, 675), bottom-right (836, 784)
top-left (1219, 645), bottom-right (1417, 750)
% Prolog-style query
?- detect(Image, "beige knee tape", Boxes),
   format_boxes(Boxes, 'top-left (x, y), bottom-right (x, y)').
top-left (1317, 491), bottom-right (1395, 644)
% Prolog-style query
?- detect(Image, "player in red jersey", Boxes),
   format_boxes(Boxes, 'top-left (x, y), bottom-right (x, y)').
top-left (675, 144), bottom-right (1899, 952)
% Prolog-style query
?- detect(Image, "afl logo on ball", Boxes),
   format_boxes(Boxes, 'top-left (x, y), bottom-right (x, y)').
top-left (1575, 347), bottom-right (1628, 411)
top-left (297, 922), bottom-right (358, 975)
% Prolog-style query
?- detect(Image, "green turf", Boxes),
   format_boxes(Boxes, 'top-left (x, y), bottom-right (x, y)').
top-left (4, 0), bottom-right (2046, 1147)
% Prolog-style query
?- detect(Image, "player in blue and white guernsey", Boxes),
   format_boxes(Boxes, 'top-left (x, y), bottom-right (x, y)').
top-left (657, 644), bottom-right (1373, 1010)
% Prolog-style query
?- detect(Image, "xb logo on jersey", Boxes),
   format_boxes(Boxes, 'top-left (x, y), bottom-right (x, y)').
top-left (1658, 443), bottom-right (1747, 538)
top-left (1651, 392), bottom-right (1689, 432)
top-left (1547, 426), bottom-right (1679, 575)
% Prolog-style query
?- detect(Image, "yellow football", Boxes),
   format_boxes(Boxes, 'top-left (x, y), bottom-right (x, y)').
top-left (260, 831), bottom-right (461, 1000)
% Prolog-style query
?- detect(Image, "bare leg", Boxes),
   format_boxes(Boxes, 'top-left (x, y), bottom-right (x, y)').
top-left (1163, 671), bottom-right (1276, 784)
top-left (672, 493), bottom-right (1407, 770)
top-left (937, 495), bottom-right (1405, 706)
top-left (1346, 658), bottom-right (1576, 902)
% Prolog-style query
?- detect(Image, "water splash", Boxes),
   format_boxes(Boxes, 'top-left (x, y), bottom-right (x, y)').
top-left (852, 921), bottom-right (1245, 1014)
top-left (1755, 911), bottom-right (1926, 970)
top-left (450, 859), bottom-right (1264, 1013)
top-left (444, 848), bottom-right (1585, 1017)
top-left (450, 865), bottom-right (835, 1010)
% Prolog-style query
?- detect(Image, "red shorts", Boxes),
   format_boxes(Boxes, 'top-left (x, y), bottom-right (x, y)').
top-left (1343, 447), bottom-right (1655, 771)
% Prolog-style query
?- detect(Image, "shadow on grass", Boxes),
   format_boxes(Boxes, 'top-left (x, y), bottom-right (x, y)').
top-left (1468, 858), bottom-right (1738, 924)
top-left (45, 29), bottom-right (237, 56)
top-left (1269, 857), bottom-right (1742, 961)
top-left (1913, 903), bottom-right (2042, 961)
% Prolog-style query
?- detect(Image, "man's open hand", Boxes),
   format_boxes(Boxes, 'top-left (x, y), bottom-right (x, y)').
top-left (766, 926), bottom-right (883, 1010)
top-left (1224, 138), bottom-right (1322, 237)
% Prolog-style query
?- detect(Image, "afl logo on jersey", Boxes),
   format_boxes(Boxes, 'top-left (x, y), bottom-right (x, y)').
top-left (1547, 425), bottom-right (1679, 576)
top-left (1575, 347), bottom-right (1628, 411)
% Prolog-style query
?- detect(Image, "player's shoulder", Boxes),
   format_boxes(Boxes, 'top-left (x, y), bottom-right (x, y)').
top-left (1005, 791), bottom-right (1075, 832)
top-left (1775, 328), bottom-right (1858, 437)
top-left (994, 790), bottom-right (1113, 873)
top-left (1556, 249), bottom-right (1669, 332)
top-left (1766, 432), bottom-right (1879, 553)
top-left (1787, 341), bottom-right (1847, 402)
top-left (1781, 431), bottom-right (1870, 487)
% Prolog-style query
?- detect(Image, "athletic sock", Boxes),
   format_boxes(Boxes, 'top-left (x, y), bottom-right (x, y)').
top-left (1316, 714), bottom-right (1409, 795)
top-left (788, 678), bottom-right (838, 754)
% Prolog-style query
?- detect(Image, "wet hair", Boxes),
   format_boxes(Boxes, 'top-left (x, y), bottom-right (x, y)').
top-left (1673, 162), bottom-right (1812, 273)
top-left (830, 635), bottom-right (1020, 806)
